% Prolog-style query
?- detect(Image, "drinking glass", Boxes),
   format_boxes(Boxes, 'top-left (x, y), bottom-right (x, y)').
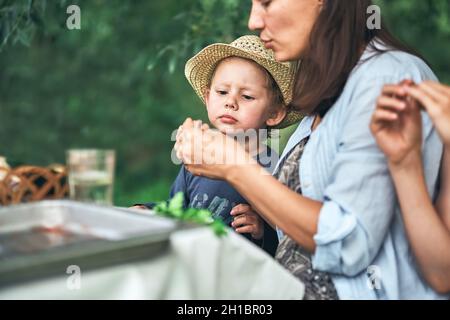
top-left (66, 149), bottom-right (115, 205)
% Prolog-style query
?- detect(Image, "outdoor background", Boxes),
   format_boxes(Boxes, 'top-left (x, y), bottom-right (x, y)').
top-left (1, 0), bottom-right (449, 206)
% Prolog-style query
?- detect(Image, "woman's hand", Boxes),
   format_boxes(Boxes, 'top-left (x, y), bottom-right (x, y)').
top-left (370, 82), bottom-right (423, 167)
top-left (174, 118), bottom-right (257, 180)
top-left (405, 81), bottom-right (450, 147)
top-left (230, 204), bottom-right (264, 240)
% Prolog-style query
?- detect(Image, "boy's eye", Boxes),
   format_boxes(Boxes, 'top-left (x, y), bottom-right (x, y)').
top-left (243, 95), bottom-right (255, 101)
top-left (217, 90), bottom-right (227, 95)
top-left (261, 0), bottom-right (272, 8)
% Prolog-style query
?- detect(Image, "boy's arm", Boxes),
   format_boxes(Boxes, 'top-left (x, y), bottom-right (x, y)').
top-left (261, 221), bottom-right (279, 257)
top-left (246, 218), bottom-right (279, 257)
top-left (168, 165), bottom-right (190, 208)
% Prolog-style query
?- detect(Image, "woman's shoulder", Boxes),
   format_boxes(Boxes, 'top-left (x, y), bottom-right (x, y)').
top-left (354, 44), bottom-right (437, 82)
top-left (324, 44), bottom-right (438, 125)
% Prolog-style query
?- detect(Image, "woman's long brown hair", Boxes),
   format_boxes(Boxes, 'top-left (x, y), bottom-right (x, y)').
top-left (292, 0), bottom-right (426, 117)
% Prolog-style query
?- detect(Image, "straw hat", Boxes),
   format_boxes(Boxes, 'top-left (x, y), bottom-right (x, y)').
top-left (184, 35), bottom-right (304, 129)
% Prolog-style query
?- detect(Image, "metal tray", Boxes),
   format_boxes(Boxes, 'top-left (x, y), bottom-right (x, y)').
top-left (0, 200), bottom-right (177, 287)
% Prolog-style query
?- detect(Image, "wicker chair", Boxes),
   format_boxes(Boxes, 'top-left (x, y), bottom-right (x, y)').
top-left (0, 165), bottom-right (69, 206)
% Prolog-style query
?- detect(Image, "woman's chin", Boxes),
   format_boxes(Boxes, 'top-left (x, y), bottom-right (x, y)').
top-left (275, 52), bottom-right (294, 62)
top-left (274, 48), bottom-right (303, 62)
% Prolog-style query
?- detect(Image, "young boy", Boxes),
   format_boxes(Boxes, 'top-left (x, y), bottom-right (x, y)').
top-left (137, 35), bottom-right (300, 256)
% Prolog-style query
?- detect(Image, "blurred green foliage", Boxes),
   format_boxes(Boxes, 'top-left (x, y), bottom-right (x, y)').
top-left (0, 0), bottom-right (449, 206)
top-left (376, 0), bottom-right (450, 82)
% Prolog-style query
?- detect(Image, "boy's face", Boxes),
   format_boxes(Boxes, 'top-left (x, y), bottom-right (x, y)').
top-left (205, 57), bottom-right (285, 135)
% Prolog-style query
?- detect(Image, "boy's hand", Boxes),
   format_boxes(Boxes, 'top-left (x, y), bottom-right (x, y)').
top-left (230, 204), bottom-right (264, 240)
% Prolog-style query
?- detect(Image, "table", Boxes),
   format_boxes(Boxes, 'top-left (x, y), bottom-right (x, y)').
top-left (0, 227), bottom-right (305, 299)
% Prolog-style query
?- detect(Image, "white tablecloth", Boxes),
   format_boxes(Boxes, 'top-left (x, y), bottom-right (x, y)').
top-left (0, 227), bottom-right (304, 299)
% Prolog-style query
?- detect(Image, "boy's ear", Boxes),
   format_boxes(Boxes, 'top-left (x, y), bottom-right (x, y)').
top-left (266, 106), bottom-right (287, 127)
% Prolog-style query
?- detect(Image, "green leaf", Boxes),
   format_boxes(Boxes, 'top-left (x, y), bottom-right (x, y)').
top-left (191, 209), bottom-right (214, 224)
top-left (211, 219), bottom-right (227, 237)
top-left (169, 192), bottom-right (183, 210)
top-left (154, 201), bottom-right (168, 214)
top-left (153, 192), bottom-right (227, 238)
top-left (183, 207), bottom-right (199, 220)
top-left (168, 192), bottom-right (184, 218)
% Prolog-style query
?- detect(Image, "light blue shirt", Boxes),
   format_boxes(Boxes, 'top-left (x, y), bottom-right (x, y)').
top-left (275, 43), bottom-right (448, 300)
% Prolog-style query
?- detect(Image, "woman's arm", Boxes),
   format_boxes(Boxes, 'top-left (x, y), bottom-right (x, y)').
top-left (179, 118), bottom-right (322, 252)
top-left (406, 81), bottom-right (450, 233)
top-left (389, 150), bottom-right (450, 294)
top-left (436, 148), bottom-right (450, 231)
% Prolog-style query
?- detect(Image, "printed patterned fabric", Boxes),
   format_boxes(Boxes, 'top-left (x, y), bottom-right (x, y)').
top-left (273, 137), bottom-right (339, 300)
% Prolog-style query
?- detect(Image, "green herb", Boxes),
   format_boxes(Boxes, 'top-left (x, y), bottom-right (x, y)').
top-left (154, 192), bottom-right (228, 237)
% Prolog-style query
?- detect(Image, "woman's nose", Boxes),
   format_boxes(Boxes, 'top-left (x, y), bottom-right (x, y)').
top-left (248, 3), bottom-right (264, 31)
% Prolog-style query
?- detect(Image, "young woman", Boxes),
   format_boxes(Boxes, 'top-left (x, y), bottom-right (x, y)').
top-left (175, 0), bottom-right (446, 299)
top-left (371, 80), bottom-right (450, 293)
